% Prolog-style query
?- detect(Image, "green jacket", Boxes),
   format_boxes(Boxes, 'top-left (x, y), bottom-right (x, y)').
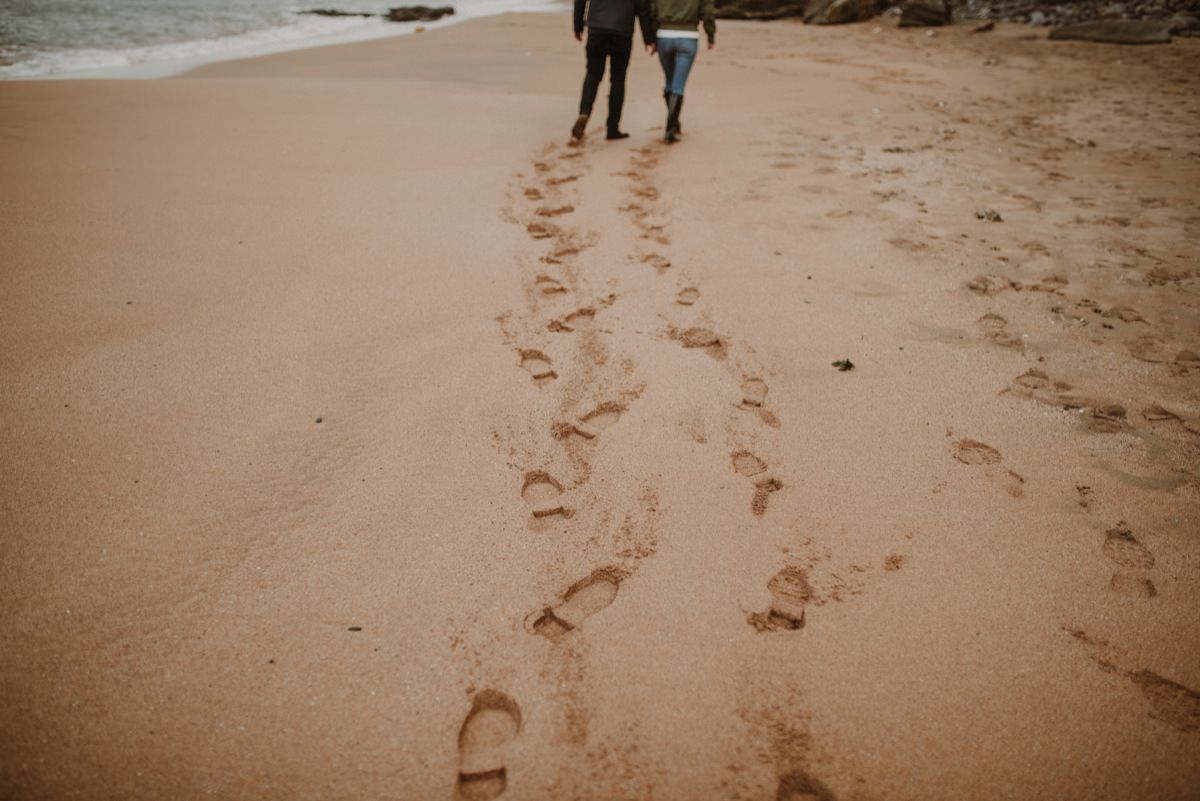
top-left (653, 0), bottom-right (716, 43)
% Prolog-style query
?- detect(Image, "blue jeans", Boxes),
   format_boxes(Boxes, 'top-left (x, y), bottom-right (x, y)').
top-left (656, 36), bottom-right (697, 96)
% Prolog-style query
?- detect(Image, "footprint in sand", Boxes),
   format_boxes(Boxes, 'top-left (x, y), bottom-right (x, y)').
top-left (1102, 522), bottom-right (1155, 569)
top-left (535, 275), bottom-right (566, 295)
top-left (951, 439), bottom-right (1001, 465)
top-left (1082, 404), bottom-right (1127, 434)
top-left (951, 439), bottom-right (1024, 497)
top-left (518, 349), bottom-right (557, 384)
top-left (1009, 369), bottom-right (1077, 406)
top-left (641, 225), bottom-right (670, 246)
top-left (1102, 522), bottom-right (1157, 598)
top-left (554, 401), bottom-right (625, 440)
top-left (680, 327), bottom-right (718, 348)
top-left (457, 690), bottom-right (522, 801)
top-left (676, 287), bottom-right (700, 306)
top-left (740, 378), bottom-right (768, 409)
top-left (1003, 469), bottom-right (1025, 499)
top-left (577, 401), bottom-right (624, 437)
top-left (1013, 369), bottom-right (1051, 391)
top-left (642, 254), bottom-right (671, 273)
top-left (776, 770), bottom-right (836, 801)
top-left (527, 567), bottom-right (625, 641)
top-left (732, 451), bottom-right (767, 477)
top-left (1130, 670), bottom-right (1200, 733)
top-left (523, 187), bottom-right (543, 200)
top-left (547, 174), bottom-right (580, 186)
top-left (1069, 629), bottom-right (1199, 733)
top-left (526, 222), bottom-right (556, 240)
top-left (676, 327), bottom-right (725, 359)
top-left (748, 566), bottom-right (811, 632)
top-left (536, 205), bottom-right (574, 217)
top-left (548, 308), bottom-right (596, 333)
top-left (977, 313), bottom-right (1023, 350)
top-left (752, 478), bottom-right (783, 516)
top-left (521, 471), bottom-right (570, 518)
top-left (965, 274), bottom-right (1018, 295)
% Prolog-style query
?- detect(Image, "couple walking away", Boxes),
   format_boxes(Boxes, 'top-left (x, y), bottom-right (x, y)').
top-left (572, 0), bottom-right (715, 143)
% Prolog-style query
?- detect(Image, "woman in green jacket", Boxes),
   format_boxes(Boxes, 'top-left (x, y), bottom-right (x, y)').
top-left (652, 0), bottom-right (715, 142)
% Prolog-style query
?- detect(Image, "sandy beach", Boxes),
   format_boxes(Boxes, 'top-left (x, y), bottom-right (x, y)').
top-left (1, 11), bottom-right (1198, 799)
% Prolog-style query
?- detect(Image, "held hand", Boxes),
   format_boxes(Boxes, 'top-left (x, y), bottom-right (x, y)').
top-left (708, 40), bottom-right (715, 50)
top-left (646, 43), bottom-right (657, 54)
top-left (574, 31), bottom-right (583, 42)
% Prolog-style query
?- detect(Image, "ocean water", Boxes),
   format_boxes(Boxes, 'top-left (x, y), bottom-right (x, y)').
top-left (0, 0), bottom-right (563, 79)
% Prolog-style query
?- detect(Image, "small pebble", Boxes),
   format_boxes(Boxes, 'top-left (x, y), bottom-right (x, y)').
top-left (348, 626), bottom-right (362, 632)
top-left (315, 417), bottom-right (323, 424)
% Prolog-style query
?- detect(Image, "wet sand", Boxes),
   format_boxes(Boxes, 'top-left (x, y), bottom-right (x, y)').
top-left (1, 12), bottom-right (1198, 800)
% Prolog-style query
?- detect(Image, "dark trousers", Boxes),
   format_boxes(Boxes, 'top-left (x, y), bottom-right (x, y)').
top-left (578, 29), bottom-right (633, 133)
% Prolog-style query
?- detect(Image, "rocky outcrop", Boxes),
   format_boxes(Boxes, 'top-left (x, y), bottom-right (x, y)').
top-left (802, 0), bottom-right (884, 25)
top-left (715, 0), bottom-right (806, 20)
top-left (300, 5), bottom-right (455, 22)
top-left (299, 8), bottom-right (376, 16)
top-left (957, 0), bottom-right (1200, 29)
top-left (1049, 19), bottom-right (1172, 42)
top-left (384, 5), bottom-right (454, 22)
top-left (898, 0), bottom-right (951, 26)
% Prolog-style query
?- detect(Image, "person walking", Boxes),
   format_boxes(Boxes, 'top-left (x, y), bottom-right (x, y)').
top-left (572, 0), bottom-right (656, 141)
top-left (654, 0), bottom-right (715, 143)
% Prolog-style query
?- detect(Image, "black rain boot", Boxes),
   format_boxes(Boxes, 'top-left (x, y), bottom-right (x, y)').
top-left (571, 113), bottom-right (589, 141)
top-left (606, 128), bottom-right (630, 140)
top-left (664, 93), bottom-right (683, 143)
top-left (664, 90), bottom-right (682, 134)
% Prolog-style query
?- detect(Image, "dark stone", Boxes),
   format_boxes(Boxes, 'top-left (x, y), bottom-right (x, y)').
top-left (972, 20), bottom-right (996, 31)
top-left (1049, 19), bottom-right (1172, 42)
top-left (385, 5), bottom-right (455, 22)
top-left (898, 0), bottom-right (951, 27)
top-left (1168, 13), bottom-right (1199, 32)
top-left (803, 0), bottom-right (884, 25)
top-left (958, 0), bottom-right (1200, 29)
top-left (299, 8), bottom-right (376, 16)
top-left (715, 0), bottom-right (806, 20)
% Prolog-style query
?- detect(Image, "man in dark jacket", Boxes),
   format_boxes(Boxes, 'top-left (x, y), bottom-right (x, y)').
top-left (572, 0), bottom-right (656, 141)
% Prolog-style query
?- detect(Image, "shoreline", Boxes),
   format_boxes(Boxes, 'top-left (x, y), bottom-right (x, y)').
top-left (0, 0), bottom-right (566, 81)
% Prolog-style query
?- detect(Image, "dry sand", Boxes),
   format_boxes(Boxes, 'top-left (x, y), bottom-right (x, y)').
top-left (1, 12), bottom-right (1199, 800)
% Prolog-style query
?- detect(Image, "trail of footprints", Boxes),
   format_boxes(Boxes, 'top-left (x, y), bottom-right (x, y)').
top-left (459, 143), bottom-right (647, 800)
top-left (619, 145), bottom-right (801, 628)
top-left (475, 126), bottom-right (1185, 799)
top-left (464, 140), bottom-right (828, 799)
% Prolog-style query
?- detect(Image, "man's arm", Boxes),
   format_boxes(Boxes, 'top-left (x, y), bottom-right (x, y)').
top-left (635, 0), bottom-right (656, 47)
top-left (573, 0), bottom-right (587, 39)
top-left (701, 0), bottom-right (715, 46)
